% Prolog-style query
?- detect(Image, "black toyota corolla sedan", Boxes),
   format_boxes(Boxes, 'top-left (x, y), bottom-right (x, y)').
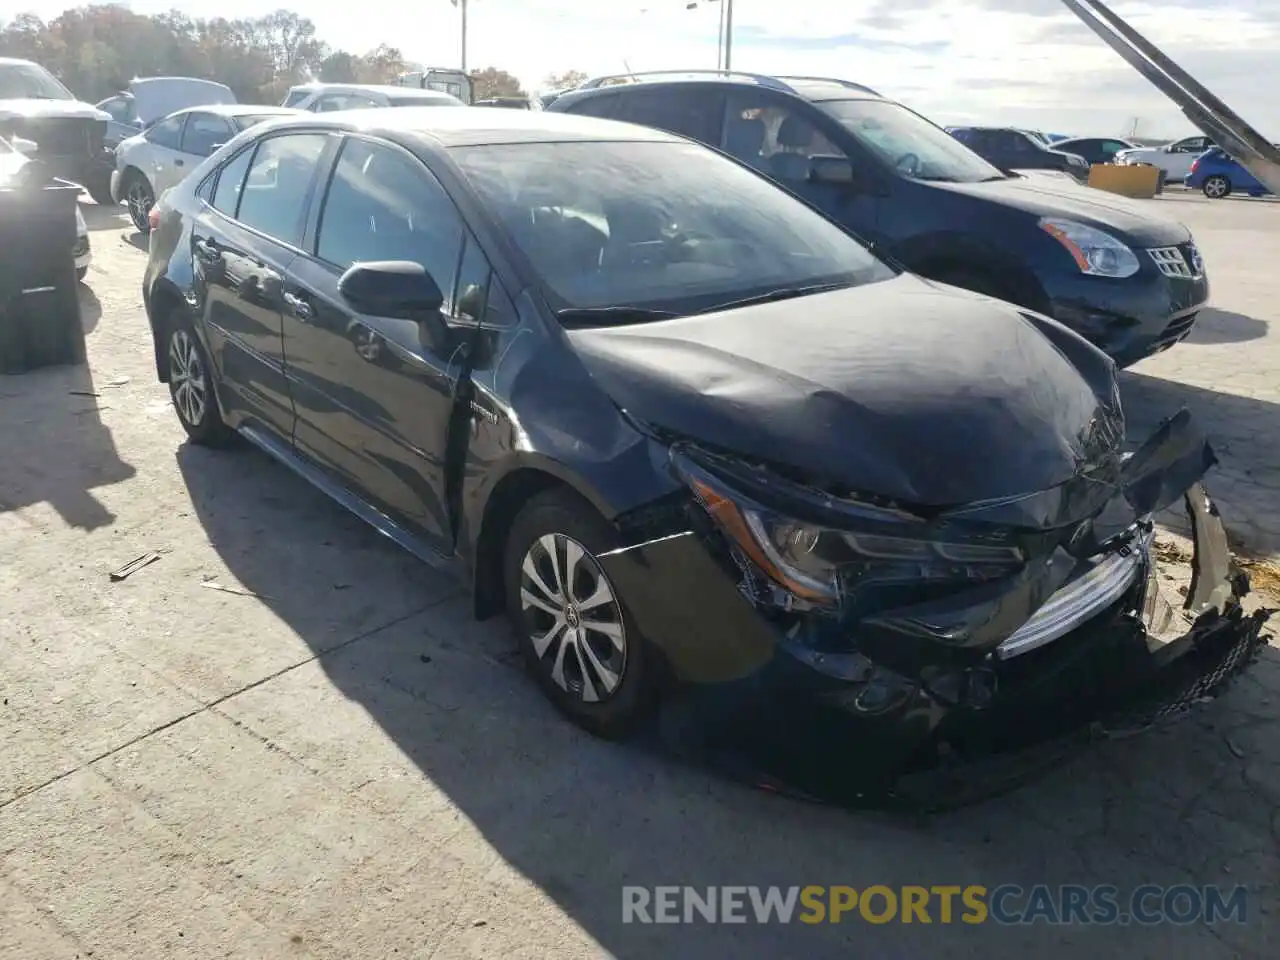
top-left (143, 109), bottom-right (1269, 806)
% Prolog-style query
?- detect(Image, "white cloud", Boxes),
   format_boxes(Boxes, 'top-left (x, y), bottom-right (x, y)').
top-left (13, 0), bottom-right (1280, 137)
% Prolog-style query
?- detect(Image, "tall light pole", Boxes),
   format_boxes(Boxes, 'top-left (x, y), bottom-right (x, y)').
top-left (686, 0), bottom-right (733, 71)
top-left (451, 0), bottom-right (468, 72)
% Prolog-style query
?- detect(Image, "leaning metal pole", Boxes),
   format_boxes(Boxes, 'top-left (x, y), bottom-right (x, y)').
top-left (1060, 0), bottom-right (1280, 195)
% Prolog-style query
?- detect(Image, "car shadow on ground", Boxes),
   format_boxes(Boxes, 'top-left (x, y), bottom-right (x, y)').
top-left (175, 440), bottom-right (1279, 959)
top-left (0, 328), bottom-right (134, 530)
top-left (1184, 307), bottom-right (1268, 346)
top-left (1120, 369), bottom-right (1280, 556)
top-left (78, 199), bottom-right (129, 233)
top-left (77, 282), bottom-right (101, 336)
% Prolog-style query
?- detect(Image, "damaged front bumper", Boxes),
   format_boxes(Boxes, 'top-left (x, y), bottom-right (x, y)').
top-left (600, 412), bottom-right (1273, 810)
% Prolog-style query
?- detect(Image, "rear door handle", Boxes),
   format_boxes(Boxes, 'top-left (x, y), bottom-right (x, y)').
top-left (174, 158), bottom-right (185, 167)
top-left (282, 291), bottom-right (313, 320)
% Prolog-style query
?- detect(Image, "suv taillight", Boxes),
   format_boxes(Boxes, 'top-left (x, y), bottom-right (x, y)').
top-left (147, 206), bottom-right (161, 231)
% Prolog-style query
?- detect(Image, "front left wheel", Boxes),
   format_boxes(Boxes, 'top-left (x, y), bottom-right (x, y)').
top-left (503, 488), bottom-right (658, 739)
top-left (166, 319), bottom-right (232, 446)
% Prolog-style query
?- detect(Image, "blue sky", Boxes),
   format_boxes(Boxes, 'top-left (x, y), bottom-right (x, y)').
top-left (12, 0), bottom-right (1280, 139)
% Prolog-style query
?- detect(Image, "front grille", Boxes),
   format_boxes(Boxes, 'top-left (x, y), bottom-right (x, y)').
top-left (1147, 246), bottom-right (1192, 278)
top-left (1153, 312), bottom-right (1198, 350)
top-left (9, 117), bottom-right (93, 157)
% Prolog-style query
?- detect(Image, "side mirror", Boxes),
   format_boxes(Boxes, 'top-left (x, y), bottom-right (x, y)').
top-left (132, 118), bottom-right (146, 129)
top-left (809, 155), bottom-right (856, 184)
top-left (10, 135), bottom-right (38, 156)
top-left (338, 260), bottom-right (452, 353)
top-left (455, 283), bottom-right (487, 322)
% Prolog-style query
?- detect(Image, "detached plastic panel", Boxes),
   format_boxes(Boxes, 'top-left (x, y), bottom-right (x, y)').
top-left (0, 176), bottom-right (84, 373)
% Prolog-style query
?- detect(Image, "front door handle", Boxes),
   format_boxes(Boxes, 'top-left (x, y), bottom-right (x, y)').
top-left (194, 238), bottom-right (220, 263)
top-left (282, 291), bottom-right (313, 321)
top-left (174, 158), bottom-right (185, 168)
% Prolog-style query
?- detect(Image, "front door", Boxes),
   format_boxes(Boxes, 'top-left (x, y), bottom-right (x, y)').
top-left (191, 132), bottom-right (331, 438)
top-left (281, 135), bottom-right (473, 549)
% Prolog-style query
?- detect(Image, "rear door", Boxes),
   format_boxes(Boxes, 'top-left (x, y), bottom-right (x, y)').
top-left (190, 131), bottom-right (333, 439)
top-left (141, 113), bottom-right (189, 193)
top-left (280, 135), bottom-right (473, 548)
top-left (173, 111), bottom-right (236, 188)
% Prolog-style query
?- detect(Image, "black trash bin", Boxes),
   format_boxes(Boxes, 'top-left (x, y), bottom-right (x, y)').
top-left (0, 167), bottom-right (84, 374)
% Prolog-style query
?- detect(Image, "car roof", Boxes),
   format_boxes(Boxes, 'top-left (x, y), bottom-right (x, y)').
top-left (292, 82), bottom-right (455, 97)
top-left (175, 104), bottom-right (303, 118)
top-left (558, 71), bottom-right (883, 105)
top-left (265, 106), bottom-right (681, 147)
top-left (0, 57), bottom-right (43, 67)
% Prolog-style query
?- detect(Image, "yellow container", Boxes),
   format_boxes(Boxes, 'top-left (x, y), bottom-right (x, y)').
top-left (1087, 163), bottom-right (1161, 198)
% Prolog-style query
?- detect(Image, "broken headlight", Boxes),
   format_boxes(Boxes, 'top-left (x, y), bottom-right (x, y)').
top-left (673, 449), bottom-right (1026, 611)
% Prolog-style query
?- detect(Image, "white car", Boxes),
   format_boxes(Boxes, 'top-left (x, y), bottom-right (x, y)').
top-left (111, 103), bottom-right (301, 233)
top-left (1114, 134), bottom-right (1216, 180)
top-left (281, 82), bottom-right (463, 112)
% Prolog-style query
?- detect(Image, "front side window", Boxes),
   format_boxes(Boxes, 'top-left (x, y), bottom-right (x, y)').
top-left (821, 99), bottom-right (1003, 183)
top-left (0, 61), bottom-right (72, 100)
top-left (315, 137), bottom-right (464, 305)
top-left (236, 133), bottom-right (329, 246)
top-left (282, 90), bottom-right (309, 108)
top-left (98, 96), bottom-right (135, 122)
top-left (1100, 140), bottom-right (1127, 157)
top-left (724, 92), bottom-right (840, 181)
top-left (146, 114), bottom-right (186, 150)
top-left (452, 140), bottom-right (894, 318)
top-left (181, 113), bottom-right (233, 157)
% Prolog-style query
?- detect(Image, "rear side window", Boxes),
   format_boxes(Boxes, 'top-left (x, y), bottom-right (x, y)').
top-left (564, 92), bottom-right (623, 119)
top-left (723, 91), bottom-right (841, 182)
top-left (146, 114), bottom-right (186, 150)
top-left (211, 147), bottom-right (253, 215)
top-left (623, 88), bottom-right (725, 144)
top-left (315, 137), bottom-right (464, 305)
top-left (236, 134), bottom-right (329, 246)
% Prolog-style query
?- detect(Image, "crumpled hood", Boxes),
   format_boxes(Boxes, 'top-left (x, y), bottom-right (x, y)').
top-left (568, 274), bottom-right (1119, 507)
top-left (0, 98), bottom-right (108, 122)
top-left (935, 175), bottom-right (1190, 245)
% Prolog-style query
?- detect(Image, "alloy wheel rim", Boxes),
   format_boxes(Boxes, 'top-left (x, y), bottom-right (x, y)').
top-left (1206, 177), bottom-right (1228, 198)
top-left (520, 533), bottom-right (627, 703)
top-left (128, 182), bottom-right (152, 226)
top-left (169, 330), bottom-right (207, 426)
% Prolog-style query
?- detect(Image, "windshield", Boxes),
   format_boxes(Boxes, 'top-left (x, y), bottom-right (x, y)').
top-left (0, 62), bottom-right (74, 100)
top-left (452, 140), bottom-right (895, 318)
top-left (821, 100), bottom-right (1004, 183)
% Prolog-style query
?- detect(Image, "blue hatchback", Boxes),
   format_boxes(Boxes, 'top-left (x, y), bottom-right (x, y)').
top-left (1185, 148), bottom-right (1272, 199)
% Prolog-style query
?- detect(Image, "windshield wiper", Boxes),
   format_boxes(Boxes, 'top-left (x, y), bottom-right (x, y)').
top-left (555, 306), bottom-right (680, 327)
top-left (701, 280), bottom-right (854, 313)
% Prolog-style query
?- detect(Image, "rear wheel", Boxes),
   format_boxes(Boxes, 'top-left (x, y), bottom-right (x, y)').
top-left (503, 488), bottom-right (657, 739)
top-left (166, 317), bottom-right (232, 446)
top-left (124, 171), bottom-right (155, 233)
top-left (1202, 175), bottom-right (1231, 199)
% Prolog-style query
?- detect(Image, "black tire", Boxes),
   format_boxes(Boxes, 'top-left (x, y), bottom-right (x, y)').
top-left (164, 314), bottom-right (232, 446)
top-left (1202, 175), bottom-right (1231, 199)
top-left (85, 169), bottom-right (115, 206)
top-left (123, 170), bottom-right (155, 233)
top-left (503, 487), bottom-right (657, 739)
top-left (75, 266), bottom-right (88, 282)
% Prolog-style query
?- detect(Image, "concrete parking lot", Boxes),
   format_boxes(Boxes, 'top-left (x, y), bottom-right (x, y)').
top-left (1, 191), bottom-right (1277, 959)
